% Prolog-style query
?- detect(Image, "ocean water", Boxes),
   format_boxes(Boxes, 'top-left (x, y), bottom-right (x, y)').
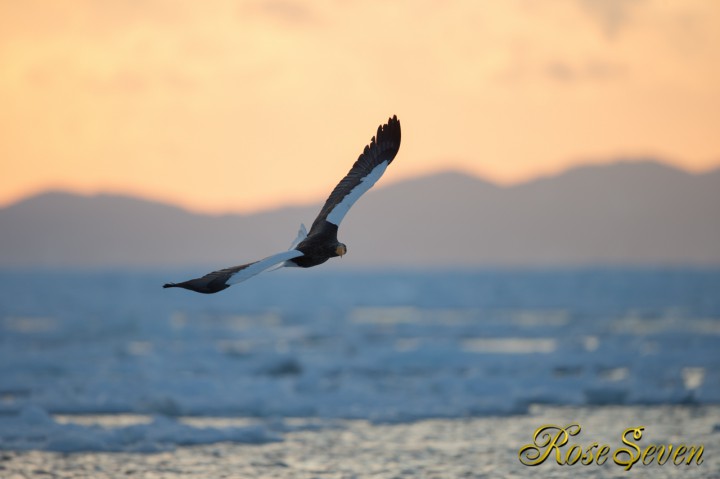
top-left (0, 268), bottom-right (719, 453)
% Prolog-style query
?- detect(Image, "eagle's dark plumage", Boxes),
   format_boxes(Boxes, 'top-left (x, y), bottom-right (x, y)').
top-left (164, 115), bottom-right (401, 294)
top-left (309, 116), bottom-right (401, 235)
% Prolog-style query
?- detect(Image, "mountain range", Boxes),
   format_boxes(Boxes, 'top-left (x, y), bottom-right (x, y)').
top-left (1, 160), bottom-right (719, 268)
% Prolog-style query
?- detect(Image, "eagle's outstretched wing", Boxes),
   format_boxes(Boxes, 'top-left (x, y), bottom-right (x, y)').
top-left (308, 115), bottom-right (401, 235)
top-left (163, 249), bottom-right (303, 294)
top-left (164, 116), bottom-right (400, 294)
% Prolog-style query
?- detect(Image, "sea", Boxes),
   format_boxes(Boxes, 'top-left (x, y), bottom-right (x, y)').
top-left (1, 268), bottom-right (719, 477)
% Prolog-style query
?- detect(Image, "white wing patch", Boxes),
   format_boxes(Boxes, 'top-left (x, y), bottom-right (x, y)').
top-left (326, 160), bottom-right (388, 227)
top-left (227, 250), bottom-right (304, 285)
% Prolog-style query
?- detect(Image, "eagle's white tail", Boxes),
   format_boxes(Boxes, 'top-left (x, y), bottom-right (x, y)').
top-left (266, 224), bottom-right (308, 272)
top-left (289, 223), bottom-right (308, 250)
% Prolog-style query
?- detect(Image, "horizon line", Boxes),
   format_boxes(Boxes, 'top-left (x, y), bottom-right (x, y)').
top-left (3, 157), bottom-right (719, 216)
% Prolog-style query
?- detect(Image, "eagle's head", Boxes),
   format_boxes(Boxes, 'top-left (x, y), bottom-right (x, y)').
top-left (335, 243), bottom-right (347, 257)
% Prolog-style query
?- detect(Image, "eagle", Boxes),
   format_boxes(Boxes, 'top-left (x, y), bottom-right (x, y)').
top-left (163, 115), bottom-right (401, 294)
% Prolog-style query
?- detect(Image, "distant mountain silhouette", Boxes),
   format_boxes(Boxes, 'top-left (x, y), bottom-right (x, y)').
top-left (1, 160), bottom-right (719, 267)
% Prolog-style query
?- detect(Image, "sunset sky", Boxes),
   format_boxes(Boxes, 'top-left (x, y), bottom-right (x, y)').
top-left (1, 0), bottom-right (719, 214)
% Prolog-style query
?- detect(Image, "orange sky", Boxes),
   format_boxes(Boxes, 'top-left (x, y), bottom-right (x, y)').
top-left (1, 0), bottom-right (719, 214)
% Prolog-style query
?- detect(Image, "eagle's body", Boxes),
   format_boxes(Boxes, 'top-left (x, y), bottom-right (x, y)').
top-left (292, 221), bottom-right (342, 268)
top-left (164, 115), bottom-right (401, 294)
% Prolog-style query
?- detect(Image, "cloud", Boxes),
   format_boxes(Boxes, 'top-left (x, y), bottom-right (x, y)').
top-left (241, 0), bottom-right (318, 26)
top-left (575, 0), bottom-right (645, 38)
top-left (545, 60), bottom-right (626, 83)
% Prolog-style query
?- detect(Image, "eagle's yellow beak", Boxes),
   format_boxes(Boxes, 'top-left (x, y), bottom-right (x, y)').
top-left (336, 244), bottom-right (347, 257)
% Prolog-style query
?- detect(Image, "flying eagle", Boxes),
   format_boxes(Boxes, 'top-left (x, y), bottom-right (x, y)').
top-left (163, 115), bottom-right (401, 294)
